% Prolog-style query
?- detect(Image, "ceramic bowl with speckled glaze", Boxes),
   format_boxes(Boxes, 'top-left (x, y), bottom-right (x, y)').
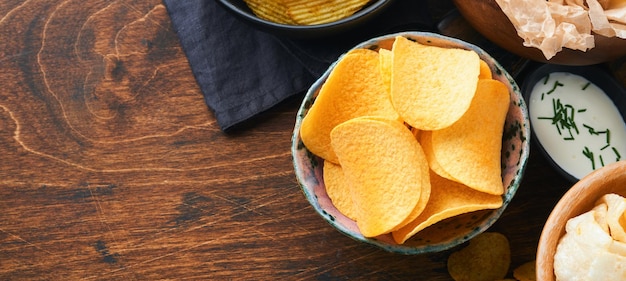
top-left (291, 31), bottom-right (530, 254)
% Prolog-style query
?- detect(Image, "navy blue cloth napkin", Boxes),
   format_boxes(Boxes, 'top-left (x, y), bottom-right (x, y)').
top-left (162, 0), bottom-right (435, 131)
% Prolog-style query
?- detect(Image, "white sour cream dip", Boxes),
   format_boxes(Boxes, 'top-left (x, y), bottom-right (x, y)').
top-left (529, 72), bottom-right (626, 180)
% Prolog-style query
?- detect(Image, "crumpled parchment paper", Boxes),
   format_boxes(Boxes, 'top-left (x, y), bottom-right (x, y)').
top-left (496, 0), bottom-right (626, 59)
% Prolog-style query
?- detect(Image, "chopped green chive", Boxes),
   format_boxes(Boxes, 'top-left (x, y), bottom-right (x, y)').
top-left (583, 146), bottom-right (596, 170)
top-left (613, 147), bottom-right (621, 161)
top-left (546, 80), bottom-right (564, 95)
top-left (536, 76), bottom-right (622, 171)
top-left (582, 82), bottom-right (591, 90)
top-left (599, 155), bottom-right (605, 167)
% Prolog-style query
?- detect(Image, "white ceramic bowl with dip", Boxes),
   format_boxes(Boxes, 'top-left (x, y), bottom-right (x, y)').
top-left (522, 64), bottom-right (626, 183)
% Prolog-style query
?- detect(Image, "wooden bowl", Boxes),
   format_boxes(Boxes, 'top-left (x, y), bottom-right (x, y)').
top-left (536, 161), bottom-right (626, 280)
top-left (452, 0), bottom-right (626, 65)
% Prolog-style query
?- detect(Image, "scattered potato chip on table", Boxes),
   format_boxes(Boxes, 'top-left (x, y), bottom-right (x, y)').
top-left (447, 232), bottom-right (511, 281)
top-left (513, 260), bottom-right (537, 281)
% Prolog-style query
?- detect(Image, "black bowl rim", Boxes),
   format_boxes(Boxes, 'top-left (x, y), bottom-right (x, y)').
top-left (216, 0), bottom-right (395, 38)
top-left (521, 64), bottom-right (626, 184)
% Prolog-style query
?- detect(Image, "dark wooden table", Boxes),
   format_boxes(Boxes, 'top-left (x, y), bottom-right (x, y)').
top-left (1, 1), bottom-right (623, 280)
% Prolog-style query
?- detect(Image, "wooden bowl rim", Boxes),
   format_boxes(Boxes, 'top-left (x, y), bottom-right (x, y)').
top-left (536, 160), bottom-right (626, 280)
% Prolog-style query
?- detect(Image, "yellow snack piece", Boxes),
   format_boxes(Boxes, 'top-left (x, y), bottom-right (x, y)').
top-left (244, 0), bottom-right (371, 25)
top-left (479, 59), bottom-right (492, 79)
top-left (330, 117), bottom-right (429, 237)
top-left (390, 36), bottom-right (480, 130)
top-left (392, 171), bottom-right (502, 244)
top-left (513, 260), bottom-right (537, 281)
top-left (286, 0), bottom-right (372, 25)
top-left (323, 161), bottom-right (358, 221)
top-left (431, 79), bottom-right (510, 195)
top-left (299, 48), bottom-right (399, 164)
top-left (378, 48), bottom-right (393, 94)
top-left (447, 232), bottom-right (511, 281)
top-left (243, 0), bottom-right (296, 24)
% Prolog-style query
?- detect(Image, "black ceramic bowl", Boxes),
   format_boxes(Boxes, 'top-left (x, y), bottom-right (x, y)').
top-left (522, 64), bottom-right (626, 183)
top-left (216, 0), bottom-right (395, 39)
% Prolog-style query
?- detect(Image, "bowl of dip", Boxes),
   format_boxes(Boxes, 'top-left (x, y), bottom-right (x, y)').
top-left (522, 64), bottom-right (626, 183)
top-left (536, 160), bottom-right (626, 280)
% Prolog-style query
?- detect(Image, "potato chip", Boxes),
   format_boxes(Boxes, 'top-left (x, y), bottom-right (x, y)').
top-left (378, 48), bottom-right (393, 94)
top-left (597, 193), bottom-right (626, 242)
top-left (300, 49), bottom-right (400, 164)
top-left (286, 0), bottom-right (372, 25)
top-left (419, 131), bottom-right (456, 181)
top-left (392, 171), bottom-right (502, 244)
top-left (244, 0), bottom-right (371, 25)
top-left (447, 232), bottom-right (511, 281)
top-left (243, 0), bottom-right (296, 24)
top-left (330, 117), bottom-right (429, 237)
top-left (323, 161), bottom-right (358, 221)
top-left (391, 148), bottom-right (432, 232)
top-left (592, 201), bottom-right (611, 233)
top-left (431, 79), bottom-right (510, 195)
top-left (479, 59), bottom-right (492, 79)
top-left (513, 261), bottom-right (536, 281)
top-left (390, 36), bottom-right (480, 130)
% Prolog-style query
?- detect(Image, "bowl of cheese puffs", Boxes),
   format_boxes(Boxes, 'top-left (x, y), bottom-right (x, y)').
top-left (217, 0), bottom-right (394, 38)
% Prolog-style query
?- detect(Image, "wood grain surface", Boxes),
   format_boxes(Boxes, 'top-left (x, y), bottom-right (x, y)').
top-left (0, 0), bottom-right (623, 280)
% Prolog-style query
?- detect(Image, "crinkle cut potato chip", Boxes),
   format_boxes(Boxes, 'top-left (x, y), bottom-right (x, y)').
top-left (330, 117), bottom-right (430, 238)
top-left (299, 48), bottom-right (399, 164)
top-left (390, 36), bottom-right (480, 131)
top-left (447, 232), bottom-right (511, 281)
top-left (243, 0), bottom-right (296, 24)
top-left (392, 171), bottom-right (502, 244)
top-left (431, 79), bottom-right (510, 195)
top-left (286, 0), bottom-right (372, 25)
top-left (244, 0), bottom-right (371, 25)
top-left (323, 161), bottom-right (358, 221)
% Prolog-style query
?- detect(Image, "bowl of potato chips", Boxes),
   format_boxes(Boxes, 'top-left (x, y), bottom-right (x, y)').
top-left (217, 0), bottom-right (394, 38)
top-left (291, 31), bottom-right (531, 254)
top-left (536, 160), bottom-right (626, 280)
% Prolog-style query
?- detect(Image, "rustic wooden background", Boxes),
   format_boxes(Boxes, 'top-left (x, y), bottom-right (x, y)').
top-left (0, 0), bottom-right (623, 280)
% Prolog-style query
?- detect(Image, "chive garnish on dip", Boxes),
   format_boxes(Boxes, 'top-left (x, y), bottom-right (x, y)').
top-left (528, 72), bottom-right (626, 180)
